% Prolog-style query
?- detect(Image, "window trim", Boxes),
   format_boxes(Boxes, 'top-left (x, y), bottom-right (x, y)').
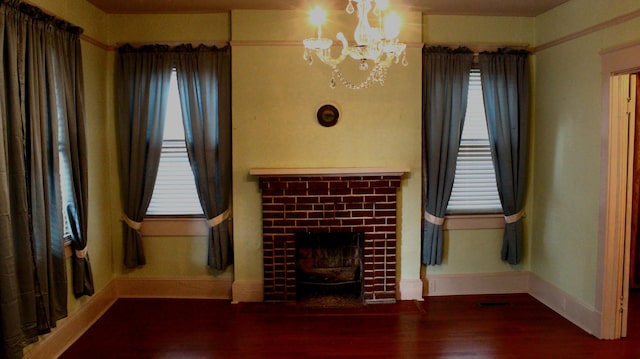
top-left (444, 213), bottom-right (505, 230)
top-left (140, 216), bottom-right (209, 237)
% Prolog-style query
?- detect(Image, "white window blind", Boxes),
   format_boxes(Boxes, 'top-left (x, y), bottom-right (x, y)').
top-left (447, 69), bottom-right (502, 214)
top-left (58, 146), bottom-right (73, 239)
top-left (146, 71), bottom-right (203, 216)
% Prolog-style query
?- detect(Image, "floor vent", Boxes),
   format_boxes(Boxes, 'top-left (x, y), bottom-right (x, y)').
top-left (479, 302), bottom-right (511, 307)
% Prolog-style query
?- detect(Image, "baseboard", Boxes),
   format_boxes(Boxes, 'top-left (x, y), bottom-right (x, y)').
top-left (425, 271), bottom-right (530, 296)
top-left (425, 271), bottom-right (601, 337)
top-left (399, 278), bottom-right (424, 300)
top-left (528, 273), bottom-right (600, 337)
top-left (231, 280), bottom-right (263, 302)
top-left (116, 276), bottom-right (233, 299)
top-left (23, 280), bottom-right (118, 359)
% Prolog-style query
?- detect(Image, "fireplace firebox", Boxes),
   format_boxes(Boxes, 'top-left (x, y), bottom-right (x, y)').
top-left (295, 232), bottom-right (364, 301)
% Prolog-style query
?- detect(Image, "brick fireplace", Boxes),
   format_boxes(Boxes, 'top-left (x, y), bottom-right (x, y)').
top-left (250, 168), bottom-right (408, 304)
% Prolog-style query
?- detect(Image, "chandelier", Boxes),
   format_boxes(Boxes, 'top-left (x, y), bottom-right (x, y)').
top-left (303, 0), bottom-right (408, 90)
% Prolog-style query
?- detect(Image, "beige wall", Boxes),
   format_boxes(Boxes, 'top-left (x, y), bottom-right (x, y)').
top-left (27, 0), bottom-right (640, 311)
top-left (231, 10), bottom-right (424, 295)
top-left (26, 0), bottom-right (543, 306)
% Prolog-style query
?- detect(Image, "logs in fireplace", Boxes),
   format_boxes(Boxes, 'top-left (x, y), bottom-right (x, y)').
top-left (295, 232), bottom-right (364, 300)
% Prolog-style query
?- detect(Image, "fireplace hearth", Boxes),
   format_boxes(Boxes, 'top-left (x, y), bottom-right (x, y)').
top-left (250, 167), bottom-right (408, 304)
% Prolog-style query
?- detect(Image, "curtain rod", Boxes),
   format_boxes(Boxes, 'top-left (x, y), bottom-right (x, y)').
top-left (424, 43), bottom-right (533, 54)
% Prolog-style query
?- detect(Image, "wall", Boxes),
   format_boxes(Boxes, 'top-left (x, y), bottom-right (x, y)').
top-left (106, 13), bottom-right (231, 280)
top-left (16, 0), bottom-right (640, 346)
top-left (532, 0), bottom-right (640, 306)
top-left (422, 14), bottom-right (535, 278)
top-left (230, 9), bottom-right (423, 300)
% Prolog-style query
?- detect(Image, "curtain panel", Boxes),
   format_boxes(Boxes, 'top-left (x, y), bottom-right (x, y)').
top-left (115, 44), bottom-right (233, 270)
top-left (0, 0), bottom-right (90, 357)
top-left (115, 45), bottom-right (174, 268)
top-left (421, 46), bottom-right (474, 265)
top-left (54, 17), bottom-right (94, 298)
top-left (479, 49), bottom-right (530, 264)
top-left (175, 45), bottom-right (233, 270)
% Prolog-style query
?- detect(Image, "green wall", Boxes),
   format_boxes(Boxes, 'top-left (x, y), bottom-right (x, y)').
top-left (25, 0), bottom-right (640, 311)
top-left (422, 14), bottom-right (535, 276)
top-left (532, 0), bottom-right (640, 306)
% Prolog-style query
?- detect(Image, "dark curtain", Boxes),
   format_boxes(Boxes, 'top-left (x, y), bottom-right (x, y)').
top-left (115, 45), bottom-right (173, 268)
top-left (421, 46), bottom-right (473, 265)
top-left (53, 17), bottom-right (94, 297)
top-left (0, 0), bottom-right (88, 357)
top-left (175, 45), bottom-right (233, 270)
top-left (479, 49), bottom-right (530, 265)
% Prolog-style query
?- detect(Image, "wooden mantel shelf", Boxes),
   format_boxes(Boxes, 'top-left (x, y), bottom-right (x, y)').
top-left (249, 167), bottom-right (410, 177)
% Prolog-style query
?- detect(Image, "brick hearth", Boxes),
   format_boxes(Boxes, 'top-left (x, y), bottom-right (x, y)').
top-left (251, 168), bottom-right (408, 303)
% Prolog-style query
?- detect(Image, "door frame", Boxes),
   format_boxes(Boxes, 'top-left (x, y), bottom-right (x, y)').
top-left (599, 41), bottom-right (640, 339)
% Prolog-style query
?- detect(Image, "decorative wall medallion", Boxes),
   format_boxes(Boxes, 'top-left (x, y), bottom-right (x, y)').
top-left (316, 104), bottom-right (339, 127)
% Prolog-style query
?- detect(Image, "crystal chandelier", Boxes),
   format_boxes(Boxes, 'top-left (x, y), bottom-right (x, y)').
top-left (303, 0), bottom-right (408, 90)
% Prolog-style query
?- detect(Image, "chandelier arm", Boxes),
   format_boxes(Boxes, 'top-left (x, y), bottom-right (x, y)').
top-left (313, 33), bottom-right (351, 67)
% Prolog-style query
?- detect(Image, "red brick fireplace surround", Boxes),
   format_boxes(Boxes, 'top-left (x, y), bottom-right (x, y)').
top-left (250, 167), bottom-right (409, 304)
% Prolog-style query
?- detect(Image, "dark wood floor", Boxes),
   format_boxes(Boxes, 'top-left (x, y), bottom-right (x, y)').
top-left (60, 291), bottom-right (640, 358)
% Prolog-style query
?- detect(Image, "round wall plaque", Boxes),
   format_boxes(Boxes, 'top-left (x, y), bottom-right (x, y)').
top-left (316, 104), bottom-right (339, 127)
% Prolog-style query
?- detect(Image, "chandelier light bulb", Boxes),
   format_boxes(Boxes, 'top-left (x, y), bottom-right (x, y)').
top-left (376, 0), bottom-right (390, 11)
top-left (383, 12), bottom-right (401, 39)
top-left (309, 6), bottom-right (326, 27)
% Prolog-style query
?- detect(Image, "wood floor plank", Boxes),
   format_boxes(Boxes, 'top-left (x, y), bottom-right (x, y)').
top-left (60, 293), bottom-right (640, 358)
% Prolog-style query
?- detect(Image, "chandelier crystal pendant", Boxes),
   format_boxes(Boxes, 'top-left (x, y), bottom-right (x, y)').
top-left (303, 0), bottom-right (408, 90)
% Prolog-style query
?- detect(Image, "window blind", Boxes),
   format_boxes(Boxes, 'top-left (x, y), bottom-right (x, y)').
top-left (147, 71), bottom-right (203, 216)
top-left (447, 69), bottom-right (502, 214)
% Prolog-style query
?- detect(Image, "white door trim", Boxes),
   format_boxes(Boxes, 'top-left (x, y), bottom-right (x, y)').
top-left (599, 41), bottom-right (640, 339)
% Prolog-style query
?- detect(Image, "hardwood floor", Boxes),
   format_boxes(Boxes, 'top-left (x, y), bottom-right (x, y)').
top-left (60, 292), bottom-right (640, 358)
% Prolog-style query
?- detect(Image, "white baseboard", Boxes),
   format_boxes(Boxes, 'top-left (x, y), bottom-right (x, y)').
top-left (425, 271), bottom-right (530, 296)
top-left (399, 278), bottom-right (424, 300)
top-left (116, 276), bottom-right (233, 299)
top-left (528, 273), bottom-right (600, 337)
top-left (23, 280), bottom-right (118, 359)
top-left (231, 280), bottom-right (263, 303)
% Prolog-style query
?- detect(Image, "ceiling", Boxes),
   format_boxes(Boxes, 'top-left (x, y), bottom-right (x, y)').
top-left (86, 0), bottom-right (570, 17)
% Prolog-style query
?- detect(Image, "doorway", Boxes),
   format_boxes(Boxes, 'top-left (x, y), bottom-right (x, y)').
top-left (630, 74), bottom-right (640, 291)
top-left (600, 42), bottom-right (640, 340)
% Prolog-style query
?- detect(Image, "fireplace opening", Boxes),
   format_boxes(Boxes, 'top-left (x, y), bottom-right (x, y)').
top-left (295, 232), bottom-right (364, 303)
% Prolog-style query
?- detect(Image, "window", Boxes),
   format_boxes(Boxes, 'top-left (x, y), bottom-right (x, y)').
top-left (446, 68), bottom-right (502, 214)
top-left (58, 141), bottom-right (73, 240)
top-left (146, 71), bottom-right (203, 216)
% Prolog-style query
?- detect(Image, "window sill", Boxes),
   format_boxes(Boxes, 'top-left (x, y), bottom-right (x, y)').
top-left (140, 217), bottom-right (209, 236)
top-left (444, 213), bottom-right (505, 230)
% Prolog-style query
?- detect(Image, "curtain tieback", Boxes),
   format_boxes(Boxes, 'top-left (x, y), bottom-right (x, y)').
top-left (207, 209), bottom-right (232, 228)
top-left (424, 211), bottom-right (445, 226)
top-left (504, 210), bottom-right (525, 224)
top-left (75, 246), bottom-right (88, 259)
top-left (121, 214), bottom-right (142, 230)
